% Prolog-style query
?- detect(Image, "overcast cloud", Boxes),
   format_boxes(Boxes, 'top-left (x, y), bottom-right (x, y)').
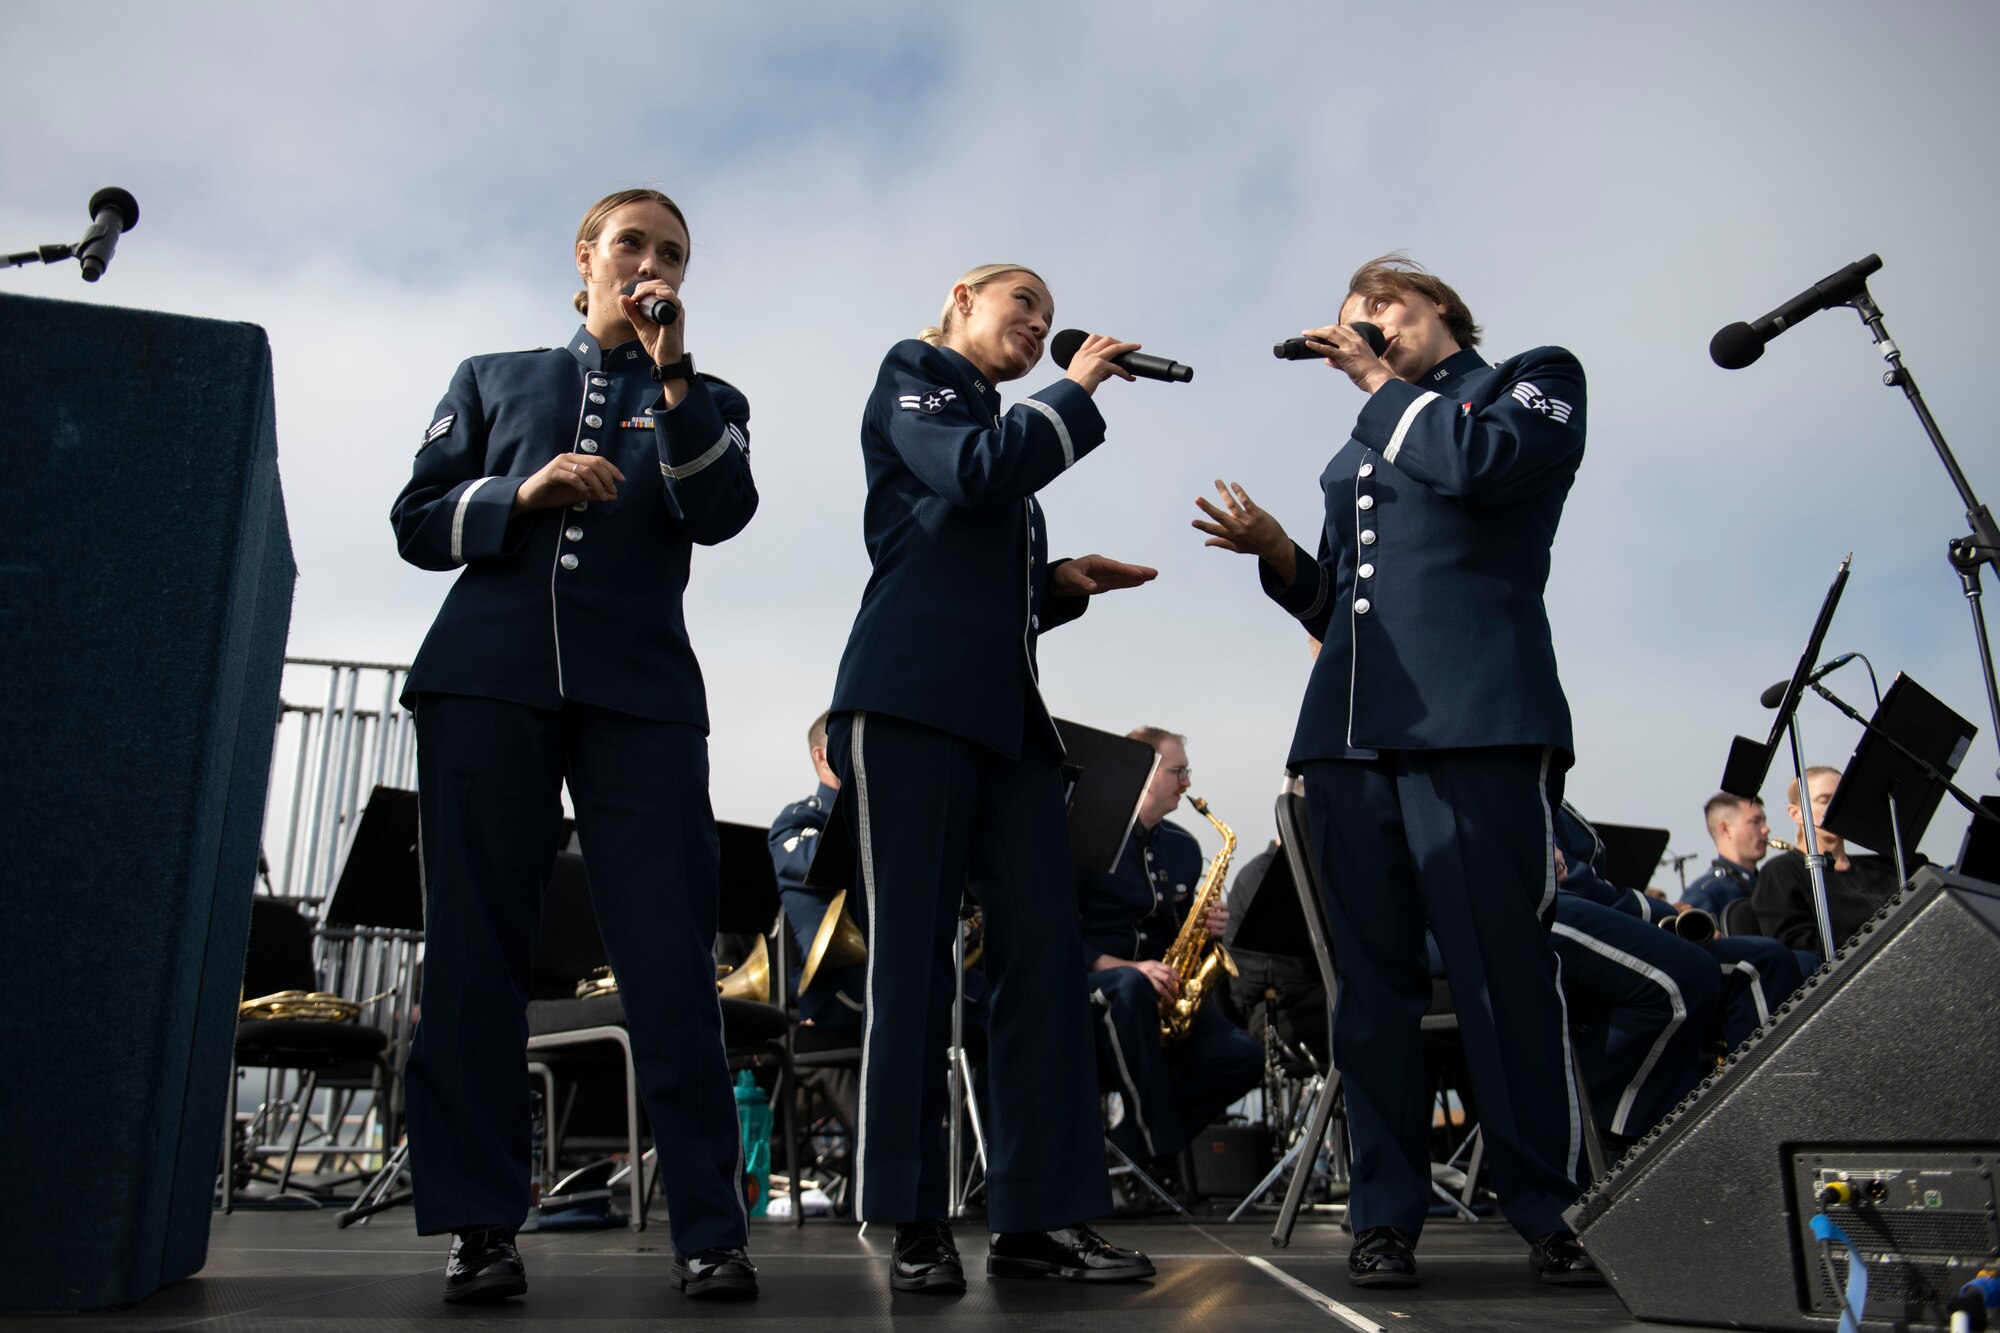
top-left (6, 1), bottom-right (1997, 880)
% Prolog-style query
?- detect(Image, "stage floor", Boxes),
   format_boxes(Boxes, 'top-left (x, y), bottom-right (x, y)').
top-left (10, 1208), bottom-right (1674, 1332)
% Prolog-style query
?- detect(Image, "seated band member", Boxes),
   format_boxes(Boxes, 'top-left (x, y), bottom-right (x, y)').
top-left (1752, 765), bottom-right (1912, 961)
top-left (767, 710), bottom-right (865, 1030)
top-left (825, 264), bottom-right (1158, 1292)
top-left (1196, 254), bottom-right (1600, 1288)
top-left (1557, 803), bottom-right (1803, 1045)
top-left (1080, 728), bottom-right (1262, 1180)
top-left (1682, 793), bottom-right (1770, 917)
top-left (390, 189), bottom-right (757, 1302)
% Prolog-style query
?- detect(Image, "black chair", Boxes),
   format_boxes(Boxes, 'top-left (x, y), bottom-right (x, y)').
top-left (222, 897), bottom-right (390, 1209)
top-left (1720, 896), bottom-right (1761, 938)
top-left (525, 836), bottom-right (799, 1230)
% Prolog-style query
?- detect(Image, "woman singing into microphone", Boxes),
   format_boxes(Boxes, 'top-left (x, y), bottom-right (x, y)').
top-left (391, 188), bottom-right (759, 1303)
top-left (825, 263), bottom-right (1159, 1293)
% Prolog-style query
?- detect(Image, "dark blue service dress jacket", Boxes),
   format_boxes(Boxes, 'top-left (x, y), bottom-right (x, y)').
top-left (1077, 818), bottom-right (1204, 968)
top-left (830, 340), bottom-right (1104, 760)
top-left (1554, 803), bottom-right (1675, 925)
top-left (391, 328), bottom-right (757, 725)
top-left (1682, 857), bottom-right (1758, 916)
top-left (1262, 346), bottom-right (1586, 767)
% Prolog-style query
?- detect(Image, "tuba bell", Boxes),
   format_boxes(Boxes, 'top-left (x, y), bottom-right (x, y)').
top-left (798, 889), bottom-right (867, 997)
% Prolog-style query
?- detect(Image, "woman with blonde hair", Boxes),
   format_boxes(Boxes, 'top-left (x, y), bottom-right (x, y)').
top-left (392, 187), bottom-right (758, 1303)
top-left (824, 263), bottom-right (1159, 1292)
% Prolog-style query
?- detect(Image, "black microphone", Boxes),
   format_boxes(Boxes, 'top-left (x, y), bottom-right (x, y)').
top-left (1050, 328), bottom-right (1191, 383)
top-left (1275, 321), bottom-right (1387, 360)
top-left (76, 187), bottom-right (138, 282)
top-left (1710, 255), bottom-right (1882, 369)
top-left (620, 280), bottom-right (679, 327)
top-left (1759, 652), bottom-right (1859, 708)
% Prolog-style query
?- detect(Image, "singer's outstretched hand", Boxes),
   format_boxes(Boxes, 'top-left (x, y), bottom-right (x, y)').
top-left (1050, 553), bottom-right (1157, 596)
top-left (514, 452), bottom-right (627, 515)
top-left (1301, 323), bottom-right (1392, 394)
top-left (1062, 334), bottom-right (1141, 393)
top-left (1192, 480), bottom-right (1295, 585)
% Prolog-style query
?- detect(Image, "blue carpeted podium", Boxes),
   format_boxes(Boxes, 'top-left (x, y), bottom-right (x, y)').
top-left (0, 292), bottom-right (296, 1310)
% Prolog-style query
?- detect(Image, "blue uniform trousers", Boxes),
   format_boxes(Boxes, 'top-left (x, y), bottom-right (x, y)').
top-left (827, 710), bottom-right (1107, 1231)
top-left (405, 693), bottom-right (748, 1256)
top-left (1551, 896), bottom-right (1721, 1139)
top-left (1088, 965), bottom-right (1263, 1161)
top-left (1706, 935), bottom-right (1803, 1047)
top-left (1300, 748), bottom-right (1585, 1241)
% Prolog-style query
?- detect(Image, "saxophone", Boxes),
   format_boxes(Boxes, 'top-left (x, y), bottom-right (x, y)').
top-left (1159, 797), bottom-right (1239, 1043)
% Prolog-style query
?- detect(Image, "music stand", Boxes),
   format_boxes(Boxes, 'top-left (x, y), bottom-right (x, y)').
top-left (1719, 555), bottom-right (1851, 958)
top-left (325, 786), bottom-right (424, 931)
top-left (1820, 674), bottom-right (1980, 884)
top-left (1228, 847), bottom-right (1304, 956)
top-left (1591, 822), bottom-right (1672, 895)
top-left (1053, 719), bottom-right (1158, 873)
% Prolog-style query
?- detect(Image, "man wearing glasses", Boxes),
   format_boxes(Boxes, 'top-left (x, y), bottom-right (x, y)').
top-left (1075, 727), bottom-right (1262, 1197)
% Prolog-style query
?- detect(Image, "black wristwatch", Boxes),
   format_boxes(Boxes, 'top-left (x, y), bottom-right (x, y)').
top-left (649, 353), bottom-right (695, 384)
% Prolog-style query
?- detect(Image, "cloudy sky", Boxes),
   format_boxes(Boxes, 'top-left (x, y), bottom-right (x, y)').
top-left (7, 1), bottom-right (1997, 884)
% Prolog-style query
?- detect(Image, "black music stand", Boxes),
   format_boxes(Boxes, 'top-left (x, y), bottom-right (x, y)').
top-left (1719, 556), bottom-right (1851, 958)
top-left (1821, 675), bottom-right (1980, 885)
top-left (1591, 823), bottom-right (1672, 896)
top-left (325, 786), bottom-right (424, 931)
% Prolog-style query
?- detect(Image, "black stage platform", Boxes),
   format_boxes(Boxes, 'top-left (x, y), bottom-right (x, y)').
top-left (10, 1211), bottom-right (1660, 1332)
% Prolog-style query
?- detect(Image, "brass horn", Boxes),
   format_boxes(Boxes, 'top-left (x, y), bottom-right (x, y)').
top-left (799, 890), bottom-right (867, 996)
top-left (716, 935), bottom-right (771, 1003)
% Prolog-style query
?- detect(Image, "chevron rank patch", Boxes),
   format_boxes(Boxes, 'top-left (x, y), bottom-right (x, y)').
top-left (415, 414), bottom-right (455, 453)
top-left (899, 387), bottom-right (958, 414)
top-left (1509, 382), bottom-right (1573, 423)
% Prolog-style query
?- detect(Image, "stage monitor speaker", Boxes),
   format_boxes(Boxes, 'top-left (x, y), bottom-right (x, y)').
top-left (1571, 867), bottom-right (2000, 1331)
top-left (0, 292), bottom-right (295, 1310)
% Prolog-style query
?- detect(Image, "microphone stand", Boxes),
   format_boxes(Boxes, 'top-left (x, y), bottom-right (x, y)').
top-left (1844, 285), bottom-right (2000, 777)
top-left (2, 240), bottom-right (78, 270)
top-left (1779, 704), bottom-right (1841, 961)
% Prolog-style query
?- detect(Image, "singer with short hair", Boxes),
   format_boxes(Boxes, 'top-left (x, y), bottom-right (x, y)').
top-left (390, 187), bottom-right (759, 1303)
top-left (1196, 254), bottom-right (1601, 1288)
top-left (824, 263), bottom-right (1159, 1292)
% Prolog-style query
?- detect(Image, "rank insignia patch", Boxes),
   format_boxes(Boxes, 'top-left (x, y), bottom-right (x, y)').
top-left (1509, 382), bottom-right (1573, 423)
top-left (423, 414), bottom-right (455, 443)
top-left (898, 388), bottom-right (958, 414)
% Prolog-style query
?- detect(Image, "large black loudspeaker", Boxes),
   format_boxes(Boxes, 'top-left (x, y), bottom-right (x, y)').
top-left (1573, 867), bottom-right (2000, 1331)
top-left (0, 293), bottom-right (295, 1309)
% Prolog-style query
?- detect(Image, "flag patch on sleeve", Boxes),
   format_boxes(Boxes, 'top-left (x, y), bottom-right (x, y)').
top-left (898, 388), bottom-right (958, 414)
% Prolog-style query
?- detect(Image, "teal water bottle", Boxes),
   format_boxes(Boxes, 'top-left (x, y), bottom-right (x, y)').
top-left (733, 1071), bottom-right (772, 1217)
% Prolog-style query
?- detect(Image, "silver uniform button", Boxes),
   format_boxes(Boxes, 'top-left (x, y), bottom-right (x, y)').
top-left (1355, 597), bottom-right (1372, 615)
top-left (1360, 529), bottom-right (1377, 545)
top-left (585, 415), bottom-right (602, 428)
top-left (580, 439), bottom-right (599, 453)
top-left (560, 553), bottom-right (580, 571)
top-left (1359, 562), bottom-right (1375, 578)
top-left (1357, 494), bottom-right (1375, 510)
top-left (570, 501), bottom-right (588, 512)
top-left (1359, 463), bottom-right (1375, 478)
top-left (1031, 615), bottom-right (1040, 629)
top-left (590, 375), bottom-right (608, 387)
top-left (589, 392), bottom-right (606, 404)
top-left (565, 526), bottom-right (583, 542)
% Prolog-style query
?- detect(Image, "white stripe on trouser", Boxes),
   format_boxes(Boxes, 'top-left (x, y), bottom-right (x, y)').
top-left (850, 712), bottom-right (879, 1216)
top-left (1728, 959), bottom-right (1770, 1027)
top-left (1535, 748), bottom-right (1584, 1172)
top-left (1091, 988), bottom-right (1157, 1157)
top-left (1551, 922), bottom-right (1687, 1137)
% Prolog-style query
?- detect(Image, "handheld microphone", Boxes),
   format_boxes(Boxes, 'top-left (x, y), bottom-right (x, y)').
top-left (1710, 255), bottom-right (1882, 369)
top-left (1050, 328), bottom-right (1191, 383)
top-left (1759, 652), bottom-right (1859, 708)
top-left (76, 187), bottom-right (138, 283)
top-left (620, 280), bottom-right (679, 327)
top-left (1275, 321), bottom-right (1387, 360)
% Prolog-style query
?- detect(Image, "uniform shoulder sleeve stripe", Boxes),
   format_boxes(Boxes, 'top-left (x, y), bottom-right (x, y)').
top-left (1382, 391), bottom-right (1441, 465)
top-left (1021, 398), bottom-right (1075, 468)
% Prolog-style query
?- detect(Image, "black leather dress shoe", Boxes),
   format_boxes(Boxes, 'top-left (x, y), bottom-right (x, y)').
top-left (443, 1226), bottom-right (526, 1303)
top-left (988, 1225), bottom-right (1155, 1282)
top-left (891, 1220), bottom-right (966, 1293)
top-left (1528, 1230), bottom-right (1606, 1286)
top-left (1348, 1226), bottom-right (1419, 1288)
top-left (673, 1246), bottom-right (759, 1299)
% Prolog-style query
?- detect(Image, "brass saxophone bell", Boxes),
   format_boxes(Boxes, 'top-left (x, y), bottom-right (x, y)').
top-left (799, 889), bottom-right (868, 996)
top-left (716, 935), bottom-right (771, 1003)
